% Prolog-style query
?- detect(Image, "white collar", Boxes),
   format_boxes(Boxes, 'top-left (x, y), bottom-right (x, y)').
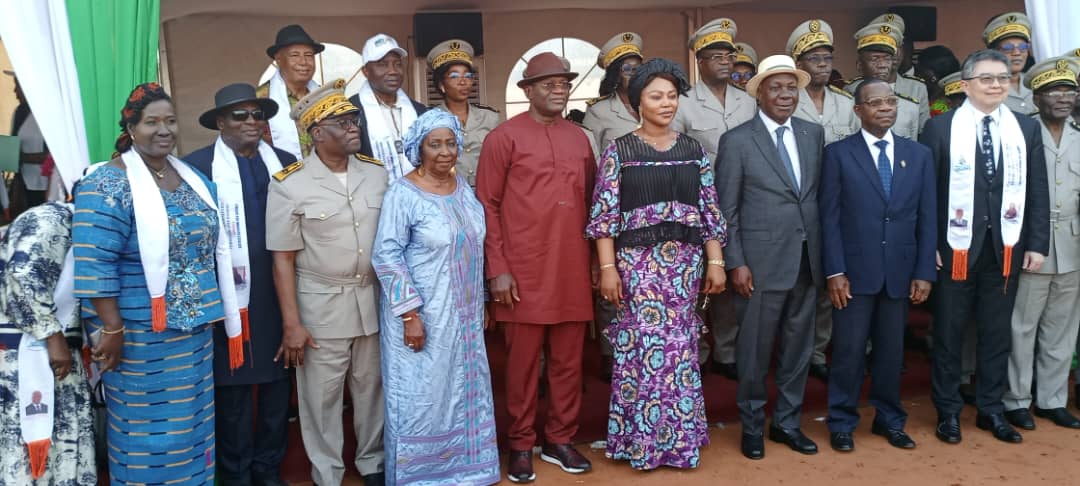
top-left (961, 99), bottom-right (1003, 124)
top-left (758, 110), bottom-right (793, 133)
top-left (861, 128), bottom-right (894, 148)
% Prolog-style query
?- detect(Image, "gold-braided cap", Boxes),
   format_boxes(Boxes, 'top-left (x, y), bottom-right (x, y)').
top-left (854, 23), bottom-right (898, 55)
top-left (1024, 56), bottom-right (1080, 91)
top-left (734, 42), bottom-right (758, 66)
top-left (427, 39), bottom-right (475, 71)
top-left (983, 12), bottom-right (1032, 46)
top-left (598, 32), bottom-right (643, 68)
top-left (290, 79), bottom-right (358, 131)
top-left (690, 18), bottom-right (737, 53)
top-left (787, 19), bottom-right (834, 59)
top-left (939, 72), bottom-right (964, 96)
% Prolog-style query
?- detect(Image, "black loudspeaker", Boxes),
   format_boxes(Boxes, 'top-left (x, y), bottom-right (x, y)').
top-left (887, 6), bottom-right (937, 42)
top-left (413, 12), bottom-right (484, 57)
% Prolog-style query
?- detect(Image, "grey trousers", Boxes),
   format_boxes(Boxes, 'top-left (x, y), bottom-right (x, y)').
top-left (296, 334), bottom-right (385, 485)
top-left (812, 293), bottom-right (834, 365)
top-left (709, 292), bottom-right (739, 364)
top-left (1005, 270), bottom-right (1080, 410)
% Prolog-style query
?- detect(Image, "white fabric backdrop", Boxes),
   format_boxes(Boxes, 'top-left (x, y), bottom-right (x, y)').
top-left (1025, 0), bottom-right (1080, 60)
top-left (0, 0), bottom-right (89, 194)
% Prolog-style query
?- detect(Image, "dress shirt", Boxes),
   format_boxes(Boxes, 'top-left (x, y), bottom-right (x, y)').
top-left (758, 110), bottom-right (801, 187)
top-left (861, 129), bottom-right (896, 171)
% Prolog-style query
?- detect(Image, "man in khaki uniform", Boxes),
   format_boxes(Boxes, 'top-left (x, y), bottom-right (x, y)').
top-left (870, 12), bottom-right (930, 129)
top-left (583, 32), bottom-right (643, 153)
top-left (846, 23), bottom-right (923, 140)
top-left (672, 17), bottom-right (755, 378)
top-left (267, 80), bottom-right (389, 486)
top-left (1004, 58), bottom-right (1080, 430)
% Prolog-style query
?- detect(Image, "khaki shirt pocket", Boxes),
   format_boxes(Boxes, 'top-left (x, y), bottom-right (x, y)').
top-left (302, 207), bottom-right (341, 241)
top-left (296, 277), bottom-right (344, 328)
top-left (365, 193), bottom-right (383, 209)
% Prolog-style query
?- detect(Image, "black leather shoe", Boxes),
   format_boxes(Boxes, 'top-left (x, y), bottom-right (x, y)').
top-left (871, 422), bottom-right (916, 449)
top-left (712, 361), bottom-right (738, 381)
top-left (1004, 408), bottom-right (1036, 430)
top-left (830, 432), bottom-right (854, 452)
top-left (936, 414), bottom-right (962, 444)
top-left (976, 413), bottom-right (1023, 443)
top-left (809, 363), bottom-right (830, 382)
top-left (1034, 407), bottom-right (1080, 429)
top-left (741, 433), bottom-right (764, 460)
top-left (507, 450), bottom-right (536, 483)
top-left (768, 425), bottom-right (818, 454)
top-left (361, 472), bottom-right (385, 486)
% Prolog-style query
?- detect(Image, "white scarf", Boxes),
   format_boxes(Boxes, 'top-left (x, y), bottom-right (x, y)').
top-left (267, 70), bottom-right (318, 160)
top-left (946, 102), bottom-right (1027, 281)
top-left (210, 137), bottom-right (283, 347)
top-left (17, 247), bottom-right (74, 479)
top-left (120, 149), bottom-right (245, 369)
top-left (356, 81), bottom-right (418, 182)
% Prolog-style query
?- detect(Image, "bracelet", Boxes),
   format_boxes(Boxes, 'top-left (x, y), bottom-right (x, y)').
top-left (599, 263), bottom-right (616, 270)
top-left (707, 259), bottom-right (725, 267)
top-left (101, 326), bottom-right (125, 335)
top-left (401, 316), bottom-right (413, 322)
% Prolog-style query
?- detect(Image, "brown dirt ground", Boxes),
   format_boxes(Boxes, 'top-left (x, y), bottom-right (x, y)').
top-left (307, 394), bottom-right (1080, 486)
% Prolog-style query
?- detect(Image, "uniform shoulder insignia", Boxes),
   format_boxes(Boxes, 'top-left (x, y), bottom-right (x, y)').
top-left (732, 84), bottom-right (747, 92)
top-left (901, 73), bottom-right (926, 83)
top-left (570, 120), bottom-right (593, 131)
top-left (355, 153), bottom-right (384, 166)
top-left (273, 161), bottom-right (303, 182)
top-left (1070, 119), bottom-right (1080, 131)
top-left (470, 102), bottom-right (500, 113)
top-left (844, 76), bottom-right (863, 85)
top-left (829, 85), bottom-right (854, 98)
top-left (896, 92), bottom-right (919, 104)
top-left (586, 93), bottom-right (614, 106)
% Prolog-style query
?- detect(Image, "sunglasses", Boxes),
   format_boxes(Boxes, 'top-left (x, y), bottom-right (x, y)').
top-left (997, 41), bottom-right (1030, 53)
top-left (859, 96), bottom-right (900, 108)
top-left (445, 72), bottom-right (477, 81)
top-left (620, 63), bottom-right (638, 75)
top-left (730, 71), bottom-right (755, 82)
top-left (229, 109), bottom-right (267, 122)
top-left (317, 117), bottom-right (360, 131)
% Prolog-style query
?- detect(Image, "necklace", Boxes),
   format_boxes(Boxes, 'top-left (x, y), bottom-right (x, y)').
top-left (634, 130), bottom-right (674, 150)
top-left (147, 163), bottom-right (167, 179)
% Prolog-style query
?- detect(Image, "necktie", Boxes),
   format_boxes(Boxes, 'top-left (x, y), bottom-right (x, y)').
top-left (981, 115), bottom-right (996, 179)
top-left (875, 139), bottom-right (892, 199)
top-left (775, 126), bottom-right (799, 190)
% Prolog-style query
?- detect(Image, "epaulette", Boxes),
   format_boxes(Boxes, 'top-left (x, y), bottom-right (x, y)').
top-left (470, 102), bottom-right (500, 113)
top-left (570, 120), bottom-right (593, 131)
top-left (586, 93), bottom-right (614, 106)
top-left (896, 92), bottom-right (919, 104)
top-left (829, 85), bottom-right (854, 99)
top-left (273, 161), bottom-right (303, 182)
top-left (355, 153), bottom-right (384, 166)
top-left (1070, 119), bottom-right (1080, 132)
top-left (901, 73), bottom-right (926, 83)
top-left (732, 84), bottom-right (747, 92)
top-left (844, 76), bottom-right (864, 86)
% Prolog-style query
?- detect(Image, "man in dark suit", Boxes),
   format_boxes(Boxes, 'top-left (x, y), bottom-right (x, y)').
top-left (184, 83), bottom-right (296, 486)
top-left (920, 50), bottom-right (1050, 445)
top-left (25, 391), bottom-right (47, 415)
top-left (716, 55), bottom-right (825, 460)
top-left (819, 78), bottom-right (936, 452)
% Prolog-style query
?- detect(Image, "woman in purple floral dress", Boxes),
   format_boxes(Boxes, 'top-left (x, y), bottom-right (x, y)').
top-left (586, 58), bottom-right (728, 470)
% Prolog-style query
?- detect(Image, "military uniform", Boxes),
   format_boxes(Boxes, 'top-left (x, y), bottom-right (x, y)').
top-left (583, 32), bottom-right (643, 154)
top-left (846, 22), bottom-right (925, 139)
top-left (788, 19), bottom-right (861, 146)
top-left (983, 12), bottom-right (1037, 116)
top-left (265, 81), bottom-right (388, 485)
top-left (1006, 58), bottom-right (1080, 414)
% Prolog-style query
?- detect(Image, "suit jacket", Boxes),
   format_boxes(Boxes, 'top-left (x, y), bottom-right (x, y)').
top-left (26, 403), bottom-right (47, 415)
top-left (184, 144), bottom-right (296, 385)
top-left (819, 132), bottom-right (937, 299)
top-left (919, 109), bottom-right (1050, 277)
top-left (716, 114), bottom-right (825, 291)
top-left (347, 94), bottom-right (428, 159)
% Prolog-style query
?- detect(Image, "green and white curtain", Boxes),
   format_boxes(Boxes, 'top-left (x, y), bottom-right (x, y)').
top-left (0, 0), bottom-right (159, 192)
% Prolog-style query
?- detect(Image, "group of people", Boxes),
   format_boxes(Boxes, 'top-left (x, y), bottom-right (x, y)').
top-left (2, 9), bottom-right (1080, 486)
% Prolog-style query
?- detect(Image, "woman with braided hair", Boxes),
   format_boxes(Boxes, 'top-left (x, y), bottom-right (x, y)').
top-left (73, 83), bottom-right (245, 484)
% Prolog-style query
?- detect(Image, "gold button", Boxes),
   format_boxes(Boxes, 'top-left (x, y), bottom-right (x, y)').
top-left (349, 196), bottom-right (354, 201)
top-left (358, 249), bottom-right (364, 254)
top-left (1057, 203), bottom-right (1062, 208)
top-left (319, 213), bottom-right (326, 219)
top-left (355, 274), bottom-right (362, 278)
top-left (1055, 224), bottom-right (1060, 230)
top-left (354, 222), bottom-right (360, 227)
top-left (465, 148), bottom-right (472, 153)
top-left (1058, 180), bottom-right (1063, 185)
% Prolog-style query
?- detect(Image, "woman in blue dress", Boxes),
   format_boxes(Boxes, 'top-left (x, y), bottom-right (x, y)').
top-left (372, 109), bottom-right (499, 485)
top-left (73, 83), bottom-right (230, 485)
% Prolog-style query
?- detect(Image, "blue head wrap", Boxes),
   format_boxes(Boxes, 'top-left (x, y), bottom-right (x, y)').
top-left (403, 109), bottom-right (464, 167)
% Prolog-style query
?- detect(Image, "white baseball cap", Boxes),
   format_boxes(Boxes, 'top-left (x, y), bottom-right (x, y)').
top-left (362, 33), bottom-right (408, 64)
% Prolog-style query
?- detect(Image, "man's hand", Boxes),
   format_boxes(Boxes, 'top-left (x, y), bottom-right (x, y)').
top-left (275, 322), bottom-right (319, 368)
top-left (936, 250), bottom-right (942, 270)
top-left (827, 275), bottom-right (852, 309)
top-left (489, 273), bottom-right (520, 309)
top-left (729, 266), bottom-right (754, 299)
top-left (1022, 251), bottom-right (1045, 272)
top-left (909, 279), bottom-right (932, 304)
top-left (45, 333), bottom-right (72, 380)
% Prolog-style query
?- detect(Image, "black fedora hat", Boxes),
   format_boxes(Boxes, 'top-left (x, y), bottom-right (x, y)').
top-left (199, 83), bottom-right (279, 130)
top-left (267, 24), bottom-right (325, 59)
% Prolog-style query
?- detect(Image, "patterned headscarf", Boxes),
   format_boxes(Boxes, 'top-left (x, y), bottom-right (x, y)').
top-left (114, 82), bottom-right (171, 156)
top-left (402, 109), bottom-right (464, 168)
top-left (627, 58), bottom-right (691, 114)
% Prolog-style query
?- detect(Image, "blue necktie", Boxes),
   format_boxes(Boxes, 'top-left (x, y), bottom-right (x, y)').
top-left (775, 126), bottom-right (799, 190)
top-left (981, 115), bottom-right (996, 180)
top-left (875, 139), bottom-right (892, 199)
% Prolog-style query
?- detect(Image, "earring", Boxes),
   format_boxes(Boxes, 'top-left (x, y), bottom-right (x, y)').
top-left (449, 166), bottom-right (457, 177)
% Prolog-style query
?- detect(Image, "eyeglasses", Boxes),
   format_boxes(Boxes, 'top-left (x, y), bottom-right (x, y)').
top-left (704, 53), bottom-right (738, 63)
top-left (803, 55), bottom-right (834, 65)
top-left (317, 117), bottom-right (359, 130)
top-left (997, 41), bottom-right (1030, 53)
top-left (620, 63), bottom-right (638, 75)
top-left (536, 81), bottom-right (573, 91)
top-left (964, 74), bottom-right (1012, 86)
top-left (445, 72), bottom-right (476, 81)
top-left (1041, 90), bottom-right (1079, 101)
top-left (229, 109), bottom-right (267, 122)
top-left (859, 96), bottom-right (900, 108)
top-left (730, 71), bottom-right (755, 82)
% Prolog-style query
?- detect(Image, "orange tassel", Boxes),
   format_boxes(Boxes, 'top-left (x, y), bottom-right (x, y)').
top-left (26, 438), bottom-right (50, 479)
top-left (240, 308), bottom-right (251, 342)
top-left (228, 334), bottom-right (245, 370)
top-left (151, 296), bottom-right (167, 332)
top-left (1002, 245), bottom-right (1014, 278)
top-left (951, 249), bottom-right (969, 281)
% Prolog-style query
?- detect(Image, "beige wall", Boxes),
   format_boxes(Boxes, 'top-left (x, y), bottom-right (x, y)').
top-left (163, 0), bottom-right (1024, 153)
top-left (0, 39), bottom-right (15, 135)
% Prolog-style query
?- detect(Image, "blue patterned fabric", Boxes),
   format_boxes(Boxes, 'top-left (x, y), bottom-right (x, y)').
top-left (372, 176), bottom-right (499, 485)
top-left (875, 139), bottom-right (892, 198)
top-left (73, 165), bottom-right (224, 485)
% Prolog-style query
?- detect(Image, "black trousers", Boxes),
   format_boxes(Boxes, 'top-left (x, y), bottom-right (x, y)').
top-left (931, 236), bottom-right (1019, 416)
top-left (216, 377), bottom-right (290, 484)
